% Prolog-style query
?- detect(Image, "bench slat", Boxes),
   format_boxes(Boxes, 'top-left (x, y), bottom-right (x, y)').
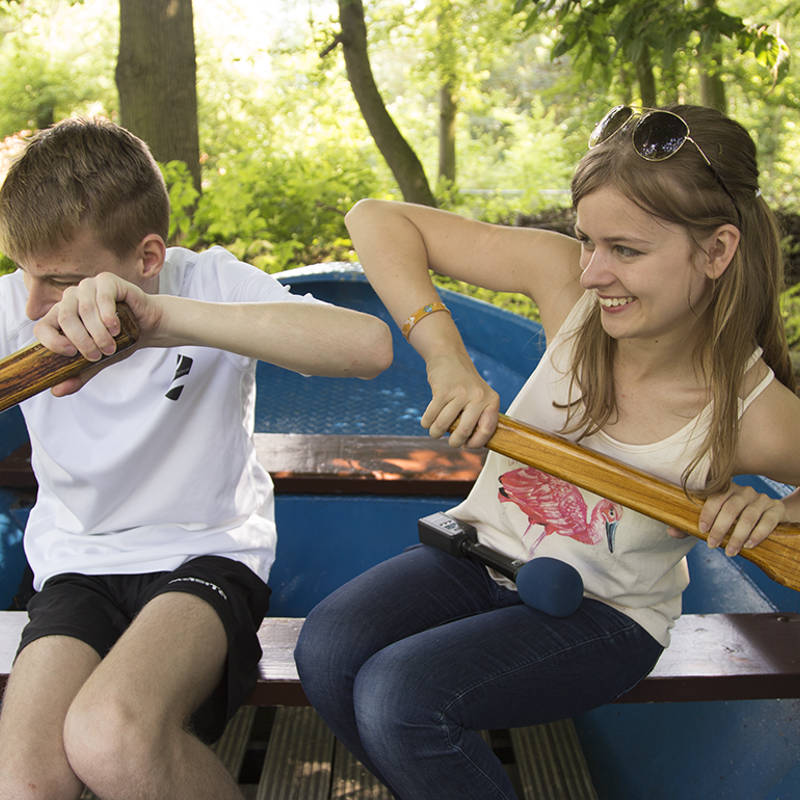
top-left (211, 705), bottom-right (258, 778)
top-left (616, 611), bottom-right (800, 703)
top-left (331, 737), bottom-right (394, 799)
top-left (255, 432), bottom-right (484, 495)
top-left (0, 434), bottom-right (485, 496)
top-left (3, 611), bottom-right (800, 707)
top-left (248, 617), bottom-right (309, 706)
top-left (244, 612), bottom-right (800, 706)
top-left (0, 444), bottom-right (34, 488)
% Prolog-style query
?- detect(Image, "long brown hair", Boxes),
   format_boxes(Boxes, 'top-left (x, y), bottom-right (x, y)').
top-left (567, 105), bottom-right (792, 495)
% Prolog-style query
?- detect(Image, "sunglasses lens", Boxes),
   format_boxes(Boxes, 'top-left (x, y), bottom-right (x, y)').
top-left (632, 112), bottom-right (688, 161)
top-left (589, 106), bottom-right (633, 148)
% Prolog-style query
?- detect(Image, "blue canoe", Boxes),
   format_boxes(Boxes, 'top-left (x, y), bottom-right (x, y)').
top-left (1, 262), bottom-right (799, 799)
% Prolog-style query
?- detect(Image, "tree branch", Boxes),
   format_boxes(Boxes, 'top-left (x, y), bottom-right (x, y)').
top-left (320, 33), bottom-right (344, 59)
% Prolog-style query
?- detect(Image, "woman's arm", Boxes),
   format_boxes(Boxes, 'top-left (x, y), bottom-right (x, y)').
top-left (345, 199), bottom-right (583, 335)
top-left (345, 199), bottom-right (583, 447)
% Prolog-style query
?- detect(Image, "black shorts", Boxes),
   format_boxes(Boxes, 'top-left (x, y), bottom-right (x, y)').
top-left (18, 555), bottom-right (271, 743)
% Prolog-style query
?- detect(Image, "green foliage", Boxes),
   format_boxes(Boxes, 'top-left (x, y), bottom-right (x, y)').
top-left (183, 145), bottom-right (380, 271)
top-left (160, 160), bottom-right (200, 243)
top-left (513, 0), bottom-right (791, 101)
top-left (165, 118), bottom-right (384, 271)
top-left (0, 1), bottom-right (116, 138)
top-left (0, 0), bottom-right (798, 277)
top-left (781, 284), bottom-right (800, 381)
top-left (433, 274), bottom-right (542, 322)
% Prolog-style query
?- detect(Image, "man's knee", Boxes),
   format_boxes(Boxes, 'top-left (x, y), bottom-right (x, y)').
top-left (63, 687), bottom-right (172, 789)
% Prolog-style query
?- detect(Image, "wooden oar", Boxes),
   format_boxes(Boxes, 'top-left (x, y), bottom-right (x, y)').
top-left (0, 302), bottom-right (140, 414)
top-left (480, 413), bottom-right (800, 593)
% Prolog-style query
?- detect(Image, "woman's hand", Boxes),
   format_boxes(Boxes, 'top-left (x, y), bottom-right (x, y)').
top-left (668, 483), bottom-right (789, 557)
top-left (422, 351), bottom-right (500, 449)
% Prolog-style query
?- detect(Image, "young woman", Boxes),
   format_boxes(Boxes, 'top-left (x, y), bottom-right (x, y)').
top-left (294, 105), bottom-right (800, 800)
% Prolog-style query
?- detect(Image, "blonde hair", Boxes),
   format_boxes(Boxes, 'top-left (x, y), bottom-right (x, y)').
top-left (0, 118), bottom-right (169, 263)
top-left (568, 104), bottom-right (793, 496)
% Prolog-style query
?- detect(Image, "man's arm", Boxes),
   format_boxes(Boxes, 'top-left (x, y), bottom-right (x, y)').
top-left (33, 271), bottom-right (393, 395)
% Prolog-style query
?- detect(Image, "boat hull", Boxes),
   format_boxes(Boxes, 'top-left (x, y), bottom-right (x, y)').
top-left (1, 263), bottom-right (798, 799)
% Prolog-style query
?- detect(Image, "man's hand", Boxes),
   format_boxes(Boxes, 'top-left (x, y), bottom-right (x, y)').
top-left (33, 273), bottom-right (162, 396)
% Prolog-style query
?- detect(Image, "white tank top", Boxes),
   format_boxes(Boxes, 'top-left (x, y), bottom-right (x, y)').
top-left (449, 292), bottom-right (773, 646)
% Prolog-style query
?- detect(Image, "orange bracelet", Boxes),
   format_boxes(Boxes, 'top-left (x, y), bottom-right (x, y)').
top-left (401, 301), bottom-right (451, 340)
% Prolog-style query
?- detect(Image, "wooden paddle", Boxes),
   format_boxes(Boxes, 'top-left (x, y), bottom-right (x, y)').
top-left (480, 413), bottom-right (800, 593)
top-left (0, 302), bottom-right (140, 414)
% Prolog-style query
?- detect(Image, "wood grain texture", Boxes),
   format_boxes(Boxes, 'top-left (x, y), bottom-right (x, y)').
top-left (484, 414), bottom-right (800, 593)
top-left (0, 302), bottom-right (140, 413)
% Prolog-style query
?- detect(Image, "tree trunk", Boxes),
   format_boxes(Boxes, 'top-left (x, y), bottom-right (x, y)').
top-left (116, 0), bottom-right (201, 194)
top-left (696, 0), bottom-right (727, 112)
top-left (699, 68), bottom-right (726, 113)
top-left (335, 0), bottom-right (435, 206)
top-left (634, 46), bottom-right (657, 109)
top-left (439, 81), bottom-right (457, 184)
top-left (436, 0), bottom-right (457, 186)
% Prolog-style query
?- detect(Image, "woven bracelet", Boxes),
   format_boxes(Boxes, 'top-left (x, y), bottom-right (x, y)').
top-left (401, 301), bottom-right (451, 340)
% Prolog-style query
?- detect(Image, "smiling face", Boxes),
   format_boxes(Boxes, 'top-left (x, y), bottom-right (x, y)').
top-left (575, 186), bottom-right (716, 349)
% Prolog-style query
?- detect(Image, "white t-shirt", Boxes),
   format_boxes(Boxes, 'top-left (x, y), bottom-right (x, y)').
top-left (449, 291), bottom-right (773, 646)
top-left (0, 246), bottom-right (319, 590)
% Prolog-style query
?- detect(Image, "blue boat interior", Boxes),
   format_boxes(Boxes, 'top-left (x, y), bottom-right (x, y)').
top-left (1, 263), bottom-right (798, 798)
top-left (255, 263), bottom-right (545, 436)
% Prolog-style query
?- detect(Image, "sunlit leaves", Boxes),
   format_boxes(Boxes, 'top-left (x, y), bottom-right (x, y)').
top-left (513, 0), bottom-right (792, 93)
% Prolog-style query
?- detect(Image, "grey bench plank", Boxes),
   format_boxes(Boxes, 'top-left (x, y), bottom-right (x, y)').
top-left (5, 612), bottom-right (800, 706)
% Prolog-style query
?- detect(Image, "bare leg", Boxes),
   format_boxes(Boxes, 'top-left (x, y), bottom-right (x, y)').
top-left (63, 591), bottom-right (244, 800)
top-left (0, 635), bottom-right (100, 800)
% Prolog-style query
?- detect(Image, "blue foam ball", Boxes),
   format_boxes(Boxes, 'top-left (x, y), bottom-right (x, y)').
top-left (515, 557), bottom-right (584, 617)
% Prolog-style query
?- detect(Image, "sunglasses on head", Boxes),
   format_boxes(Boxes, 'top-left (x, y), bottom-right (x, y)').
top-left (588, 105), bottom-right (741, 224)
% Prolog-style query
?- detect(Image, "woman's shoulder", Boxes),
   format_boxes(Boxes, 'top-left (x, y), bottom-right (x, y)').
top-left (736, 365), bottom-right (800, 485)
top-left (740, 351), bottom-right (772, 403)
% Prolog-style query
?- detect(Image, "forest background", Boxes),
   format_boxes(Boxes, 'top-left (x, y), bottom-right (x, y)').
top-left (0, 0), bottom-right (799, 350)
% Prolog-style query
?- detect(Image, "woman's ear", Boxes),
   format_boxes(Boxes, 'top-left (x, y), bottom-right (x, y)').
top-left (703, 224), bottom-right (740, 280)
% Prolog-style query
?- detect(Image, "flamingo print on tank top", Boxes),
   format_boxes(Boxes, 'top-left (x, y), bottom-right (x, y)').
top-left (498, 467), bottom-right (623, 556)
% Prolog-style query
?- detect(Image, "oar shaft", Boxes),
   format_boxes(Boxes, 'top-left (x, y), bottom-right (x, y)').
top-left (483, 414), bottom-right (800, 593)
top-left (0, 303), bottom-right (140, 414)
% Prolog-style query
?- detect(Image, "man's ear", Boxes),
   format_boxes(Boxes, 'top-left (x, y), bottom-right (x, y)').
top-left (138, 234), bottom-right (166, 281)
top-left (703, 224), bottom-right (740, 280)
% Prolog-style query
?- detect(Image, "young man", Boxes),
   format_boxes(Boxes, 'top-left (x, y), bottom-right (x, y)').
top-left (0, 118), bottom-right (392, 800)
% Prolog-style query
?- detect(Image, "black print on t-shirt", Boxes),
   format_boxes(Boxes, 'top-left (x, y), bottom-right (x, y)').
top-left (166, 354), bottom-right (193, 401)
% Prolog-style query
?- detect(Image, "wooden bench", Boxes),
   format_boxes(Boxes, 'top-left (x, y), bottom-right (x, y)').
top-left (3, 609), bottom-right (799, 799)
top-left (0, 432), bottom-right (487, 495)
top-left (9, 611), bottom-right (793, 800)
top-left (2, 611), bottom-right (799, 706)
top-left (239, 612), bottom-right (799, 706)
top-left (2, 432), bottom-right (800, 706)
top-left (263, 613), bottom-right (800, 705)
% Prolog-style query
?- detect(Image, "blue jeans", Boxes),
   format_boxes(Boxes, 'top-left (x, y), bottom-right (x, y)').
top-left (294, 544), bottom-right (663, 800)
